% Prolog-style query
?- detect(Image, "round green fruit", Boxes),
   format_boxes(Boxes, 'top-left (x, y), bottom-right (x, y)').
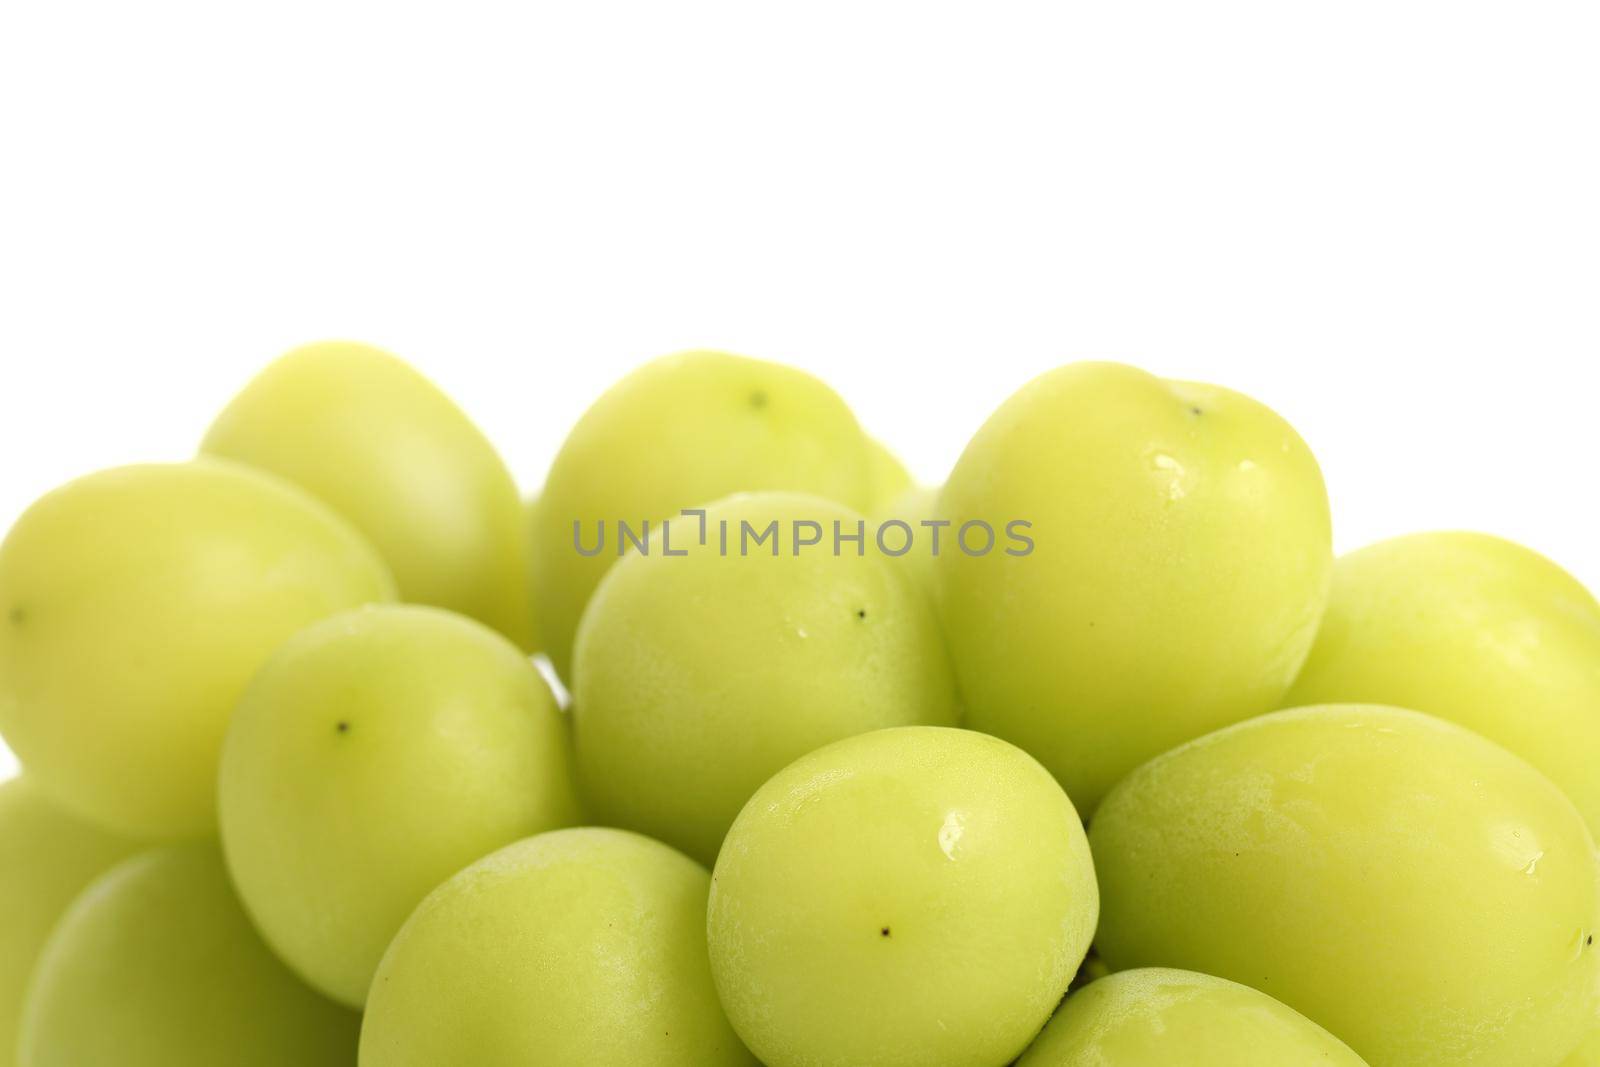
top-left (1091, 704), bottom-right (1600, 1067)
top-left (18, 843), bottom-right (359, 1067)
top-left (937, 361), bottom-right (1331, 811)
top-left (1016, 968), bottom-right (1368, 1065)
top-left (708, 726), bottom-right (1098, 1067)
top-left (360, 827), bottom-right (754, 1067)
top-left (0, 461), bottom-right (395, 837)
top-left (0, 777), bottom-right (141, 1067)
top-left (203, 340), bottom-right (533, 647)
top-left (1285, 531), bottom-right (1600, 834)
top-left (219, 604), bottom-right (581, 1007)
top-left (864, 435), bottom-right (914, 511)
top-left (531, 350), bottom-right (872, 680)
top-left (572, 492), bottom-right (958, 864)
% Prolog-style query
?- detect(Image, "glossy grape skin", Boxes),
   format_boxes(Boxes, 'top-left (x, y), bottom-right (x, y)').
top-left (571, 492), bottom-right (959, 865)
top-left (1017, 968), bottom-right (1368, 1066)
top-left (937, 361), bottom-right (1331, 812)
top-left (1565, 1031), bottom-right (1600, 1066)
top-left (864, 436), bottom-right (914, 511)
top-left (1285, 531), bottom-right (1600, 834)
top-left (707, 726), bottom-right (1098, 1067)
top-left (0, 778), bottom-right (140, 1067)
top-left (1091, 704), bottom-right (1600, 1067)
top-left (0, 461), bottom-right (396, 838)
top-left (17, 843), bottom-right (359, 1067)
top-left (218, 604), bottom-right (581, 1007)
top-left (531, 350), bottom-right (873, 680)
top-left (203, 340), bottom-right (534, 648)
top-left (359, 827), bottom-right (754, 1067)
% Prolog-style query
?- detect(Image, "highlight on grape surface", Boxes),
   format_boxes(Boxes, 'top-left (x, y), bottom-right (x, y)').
top-left (2, 341), bottom-right (1598, 1067)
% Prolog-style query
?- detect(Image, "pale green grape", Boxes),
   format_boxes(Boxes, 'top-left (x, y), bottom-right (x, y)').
top-left (359, 827), bottom-right (754, 1067)
top-left (1286, 531), bottom-right (1600, 834)
top-left (218, 604), bottom-right (580, 1007)
top-left (707, 726), bottom-right (1098, 1067)
top-left (1563, 1030), bottom-right (1600, 1066)
top-left (523, 493), bottom-right (543, 654)
top-left (0, 461), bottom-right (395, 838)
top-left (18, 843), bottom-right (359, 1066)
top-left (1017, 968), bottom-right (1368, 1065)
top-left (938, 361), bottom-right (1332, 812)
top-left (203, 340), bottom-right (534, 648)
top-left (1091, 704), bottom-right (1600, 1067)
top-left (864, 435), bottom-right (914, 511)
top-left (571, 492), bottom-right (958, 864)
top-left (532, 350), bottom-right (873, 680)
top-left (0, 777), bottom-right (141, 1067)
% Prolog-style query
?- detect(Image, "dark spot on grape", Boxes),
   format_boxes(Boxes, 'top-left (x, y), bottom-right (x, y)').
top-left (7, 606), bottom-right (23, 626)
top-left (1588, 935), bottom-right (1593, 947)
top-left (335, 721), bottom-right (350, 735)
top-left (1191, 406), bottom-right (1203, 415)
top-left (880, 926), bottom-right (891, 938)
top-left (856, 608), bottom-right (867, 620)
top-left (749, 390), bottom-right (769, 410)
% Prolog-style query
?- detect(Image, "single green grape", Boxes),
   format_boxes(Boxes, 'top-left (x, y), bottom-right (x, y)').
top-left (0, 777), bottom-right (141, 1067)
top-left (864, 435), bottom-right (914, 511)
top-left (219, 604), bottom-right (581, 1007)
top-left (571, 492), bottom-right (958, 864)
top-left (0, 461), bottom-right (395, 838)
top-left (531, 350), bottom-right (873, 680)
top-left (18, 843), bottom-right (359, 1066)
top-left (707, 726), bottom-right (1099, 1067)
top-left (937, 361), bottom-right (1332, 812)
top-left (359, 827), bottom-right (754, 1067)
top-left (203, 340), bottom-right (534, 648)
top-left (1091, 704), bottom-right (1600, 1067)
top-left (1016, 968), bottom-right (1368, 1065)
top-left (1285, 531), bottom-right (1600, 834)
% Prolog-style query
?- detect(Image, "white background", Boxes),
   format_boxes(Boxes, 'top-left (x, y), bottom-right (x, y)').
top-left (1, 1), bottom-right (1596, 779)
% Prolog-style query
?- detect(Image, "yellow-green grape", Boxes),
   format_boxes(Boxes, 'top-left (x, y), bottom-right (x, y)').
top-left (203, 340), bottom-right (534, 648)
top-left (938, 361), bottom-right (1331, 812)
top-left (0, 462), bottom-right (395, 838)
top-left (219, 604), bottom-right (580, 1008)
top-left (0, 778), bottom-right (141, 1067)
top-left (708, 726), bottom-right (1098, 1067)
top-left (864, 435), bottom-right (914, 511)
top-left (571, 492), bottom-right (958, 864)
top-left (1017, 968), bottom-right (1368, 1066)
top-left (532, 350), bottom-right (873, 680)
top-left (1091, 704), bottom-right (1600, 1067)
top-left (18, 843), bottom-right (359, 1067)
top-left (871, 483), bottom-right (941, 601)
top-left (1286, 532), bottom-right (1600, 834)
top-left (360, 828), bottom-right (754, 1067)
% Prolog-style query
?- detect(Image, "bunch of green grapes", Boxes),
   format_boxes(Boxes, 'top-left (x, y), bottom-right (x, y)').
top-left (4, 345), bottom-right (1600, 1067)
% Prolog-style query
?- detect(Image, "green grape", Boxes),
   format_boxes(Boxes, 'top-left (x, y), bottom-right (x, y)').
top-left (18, 843), bottom-right (359, 1067)
top-left (0, 777), bottom-right (141, 1067)
top-left (871, 482), bottom-right (941, 601)
top-left (0, 461), bottom-right (395, 838)
top-left (532, 350), bottom-right (873, 680)
top-left (218, 604), bottom-right (580, 1008)
top-left (1016, 968), bottom-right (1368, 1065)
top-left (938, 361), bottom-right (1331, 812)
top-left (707, 726), bottom-right (1098, 1067)
top-left (359, 827), bottom-right (754, 1067)
top-left (1091, 704), bottom-right (1600, 1067)
top-left (1285, 531), bottom-right (1600, 834)
top-left (864, 435), bottom-right (914, 511)
top-left (571, 492), bottom-right (959, 865)
top-left (203, 340), bottom-right (534, 648)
